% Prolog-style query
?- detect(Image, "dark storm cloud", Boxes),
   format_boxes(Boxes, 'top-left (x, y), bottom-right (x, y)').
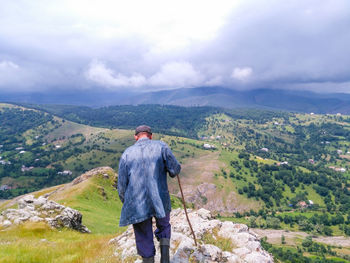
top-left (0, 0), bottom-right (349, 92)
top-left (194, 0), bottom-right (350, 92)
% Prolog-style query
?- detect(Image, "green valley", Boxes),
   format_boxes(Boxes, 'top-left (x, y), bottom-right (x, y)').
top-left (1, 103), bottom-right (350, 262)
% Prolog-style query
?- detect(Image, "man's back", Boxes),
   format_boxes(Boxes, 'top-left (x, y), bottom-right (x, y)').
top-left (118, 137), bottom-right (181, 227)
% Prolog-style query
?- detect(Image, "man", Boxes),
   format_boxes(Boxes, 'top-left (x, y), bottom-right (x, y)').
top-left (118, 125), bottom-right (181, 263)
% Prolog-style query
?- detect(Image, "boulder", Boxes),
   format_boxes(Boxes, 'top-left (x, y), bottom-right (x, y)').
top-left (109, 208), bottom-right (273, 262)
top-left (0, 194), bottom-right (90, 233)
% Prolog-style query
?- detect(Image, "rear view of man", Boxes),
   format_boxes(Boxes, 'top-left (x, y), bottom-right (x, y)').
top-left (118, 125), bottom-right (181, 263)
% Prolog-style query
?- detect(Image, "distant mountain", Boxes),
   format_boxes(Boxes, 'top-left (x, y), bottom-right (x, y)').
top-left (1, 87), bottom-right (350, 113)
top-left (127, 87), bottom-right (350, 114)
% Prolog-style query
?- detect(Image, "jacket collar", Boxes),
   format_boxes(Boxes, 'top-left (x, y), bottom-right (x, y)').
top-left (135, 137), bottom-right (150, 144)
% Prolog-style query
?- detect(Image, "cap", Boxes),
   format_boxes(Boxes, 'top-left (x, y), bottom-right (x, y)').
top-left (135, 125), bottom-right (152, 135)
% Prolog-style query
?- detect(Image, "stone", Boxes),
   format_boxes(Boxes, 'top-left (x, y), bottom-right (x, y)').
top-left (30, 216), bottom-right (44, 222)
top-left (110, 208), bottom-right (273, 262)
top-left (2, 220), bottom-right (12, 228)
top-left (0, 195), bottom-right (90, 233)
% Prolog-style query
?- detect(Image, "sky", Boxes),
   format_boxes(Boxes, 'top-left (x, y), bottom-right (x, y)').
top-left (0, 0), bottom-right (350, 93)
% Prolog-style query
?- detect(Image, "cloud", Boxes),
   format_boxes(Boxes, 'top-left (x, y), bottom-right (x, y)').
top-left (204, 76), bottom-right (223, 86)
top-left (85, 60), bottom-right (205, 89)
top-left (1, 0), bottom-right (350, 93)
top-left (231, 67), bottom-right (253, 81)
top-left (0, 60), bottom-right (19, 70)
top-left (149, 62), bottom-right (204, 87)
top-left (85, 60), bottom-right (146, 88)
top-left (0, 60), bottom-right (25, 87)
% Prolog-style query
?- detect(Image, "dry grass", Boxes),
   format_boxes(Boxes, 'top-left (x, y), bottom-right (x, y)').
top-left (201, 227), bottom-right (235, 252)
top-left (0, 222), bottom-right (120, 263)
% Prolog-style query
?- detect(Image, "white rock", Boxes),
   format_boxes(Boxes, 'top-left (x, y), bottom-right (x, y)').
top-left (1, 195), bottom-right (90, 233)
top-left (2, 220), bottom-right (12, 228)
top-left (30, 216), bottom-right (44, 222)
top-left (244, 251), bottom-right (273, 263)
top-left (18, 195), bottom-right (35, 209)
top-left (34, 196), bottom-right (48, 206)
top-left (109, 208), bottom-right (273, 262)
top-left (222, 252), bottom-right (241, 263)
top-left (201, 244), bottom-right (222, 261)
top-left (196, 208), bottom-right (212, 220)
top-left (233, 247), bottom-right (251, 257)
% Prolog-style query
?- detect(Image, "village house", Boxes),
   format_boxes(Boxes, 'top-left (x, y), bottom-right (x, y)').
top-left (329, 166), bottom-right (346, 173)
top-left (260, 148), bottom-right (269, 152)
top-left (203, 143), bottom-right (216, 149)
top-left (308, 159), bottom-right (315, 164)
top-left (277, 161), bottom-right (288, 166)
top-left (336, 167), bottom-right (346, 173)
top-left (0, 184), bottom-right (11, 191)
top-left (58, 170), bottom-right (73, 176)
top-left (0, 160), bottom-right (11, 165)
top-left (21, 165), bottom-right (34, 172)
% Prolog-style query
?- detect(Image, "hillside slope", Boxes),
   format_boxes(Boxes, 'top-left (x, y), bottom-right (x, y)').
top-left (0, 167), bottom-right (124, 263)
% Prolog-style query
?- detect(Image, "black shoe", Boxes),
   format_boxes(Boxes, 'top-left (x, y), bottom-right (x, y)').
top-left (142, 256), bottom-right (154, 263)
top-left (160, 238), bottom-right (170, 263)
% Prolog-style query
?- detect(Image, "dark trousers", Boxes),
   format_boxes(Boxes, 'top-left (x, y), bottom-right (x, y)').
top-left (132, 213), bottom-right (171, 258)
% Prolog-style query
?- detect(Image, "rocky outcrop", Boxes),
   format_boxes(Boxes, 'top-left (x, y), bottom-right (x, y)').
top-left (109, 208), bottom-right (273, 263)
top-left (0, 194), bottom-right (90, 233)
top-left (179, 183), bottom-right (245, 214)
top-left (71, 166), bottom-right (115, 185)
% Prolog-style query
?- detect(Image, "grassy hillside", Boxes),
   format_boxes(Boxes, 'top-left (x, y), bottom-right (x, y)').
top-left (0, 168), bottom-right (121, 263)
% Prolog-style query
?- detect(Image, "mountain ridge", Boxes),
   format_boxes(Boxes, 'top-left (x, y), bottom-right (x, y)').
top-left (2, 87), bottom-right (350, 113)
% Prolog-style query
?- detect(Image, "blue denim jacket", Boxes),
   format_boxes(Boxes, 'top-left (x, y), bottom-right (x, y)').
top-left (118, 138), bottom-right (181, 226)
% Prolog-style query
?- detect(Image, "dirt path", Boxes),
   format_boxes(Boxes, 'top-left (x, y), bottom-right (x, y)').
top-left (252, 228), bottom-right (350, 248)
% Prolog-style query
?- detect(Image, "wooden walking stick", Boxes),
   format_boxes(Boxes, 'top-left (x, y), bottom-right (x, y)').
top-left (176, 174), bottom-right (198, 247)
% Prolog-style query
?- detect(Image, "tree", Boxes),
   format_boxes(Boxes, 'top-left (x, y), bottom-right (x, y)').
top-left (266, 217), bottom-right (281, 229)
top-left (281, 235), bottom-right (286, 244)
top-left (302, 236), bottom-right (313, 248)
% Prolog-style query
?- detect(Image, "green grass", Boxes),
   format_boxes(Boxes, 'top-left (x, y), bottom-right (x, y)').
top-left (0, 170), bottom-right (130, 262)
top-left (0, 222), bottom-right (118, 263)
top-left (57, 172), bottom-right (124, 235)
